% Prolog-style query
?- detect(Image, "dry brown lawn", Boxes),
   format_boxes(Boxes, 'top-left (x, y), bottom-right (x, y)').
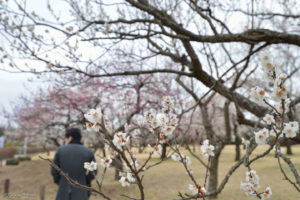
top-left (0, 145), bottom-right (300, 200)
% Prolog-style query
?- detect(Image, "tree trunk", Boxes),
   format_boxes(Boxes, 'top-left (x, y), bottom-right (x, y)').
top-left (286, 139), bottom-right (293, 155)
top-left (161, 143), bottom-right (167, 159)
top-left (113, 154), bottom-right (123, 180)
top-left (224, 101), bottom-right (231, 144)
top-left (234, 124), bottom-right (240, 161)
top-left (138, 144), bottom-right (143, 153)
top-left (207, 153), bottom-right (220, 199)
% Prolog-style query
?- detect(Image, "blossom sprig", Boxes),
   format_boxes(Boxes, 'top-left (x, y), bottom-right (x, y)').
top-left (85, 108), bottom-right (104, 132)
top-left (250, 86), bottom-right (266, 104)
top-left (84, 161), bottom-right (97, 172)
top-left (260, 54), bottom-right (278, 82)
top-left (161, 96), bottom-right (174, 113)
top-left (263, 114), bottom-right (275, 125)
top-left (240, 170), bottom-right (272, 199)
top-left (123, 160), bottom-right (139, 171)
top-left (171, 153), bottom-right (192, 166)
top-left (112, 132), bottom-right (130, 150)
top-left (254, 128), bottom-right (269, 145)
top-left (100, 157), bottom-right (112, 168)
top-left (152, 144), bottom-right (162, 154)
top-left (250, 54), bottom-right (299, 146)
top-left (188, 184), bottom-right (206, 196)
top-left (201, 139), bottom-right (215, 158)
top-left (143, 96), bottom-right (178, 144)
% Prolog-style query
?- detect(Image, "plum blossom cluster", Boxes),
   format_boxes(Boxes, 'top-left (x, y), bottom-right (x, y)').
top-left (250, 54), bottom-right (289, 105)
top-left (171, 153), bottom-right (192, 166)
top-left (254, 128), bottom-right (269, 145)
top-left (112, 132), bottom-right (130, 150)
top-left (119, 172), bottom-right (136, 187)
top-left (241, 53), bottom-right (299, 199)
top-left (142, 96), bottom-right (178, 153)
top-left (100, 157), bottom-right (112, 168)
top-left (240, 170), bottom-right (272, 199)
top-left (118, 161), bottom-right (142, 187)
top-left (201, 139), bottom-right (215, 158)
top-left (250, 54), bottom-right (299, 146)
top-left (84, 108), bottom-right (102, 132)
top-left (84, 161), bottom-right (97, 172)
top-left (171, 139), bottom-right (214, 197)
top-left (188, 184), bottom-right (206, 196)
top-left (283, 121), bottom-right (299, 138)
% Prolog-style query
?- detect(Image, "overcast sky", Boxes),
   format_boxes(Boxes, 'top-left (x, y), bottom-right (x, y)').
top-left (0, 70), bottom-right (43, 125)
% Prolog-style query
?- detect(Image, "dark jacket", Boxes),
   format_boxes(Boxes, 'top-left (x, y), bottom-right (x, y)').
top-left (51, 140), bottom-right (96, 200)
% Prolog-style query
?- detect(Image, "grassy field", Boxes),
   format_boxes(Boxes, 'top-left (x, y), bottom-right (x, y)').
top-left (0, 145), bottom-right (300, 200)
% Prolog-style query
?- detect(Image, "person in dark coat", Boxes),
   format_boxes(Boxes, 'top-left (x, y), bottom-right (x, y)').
top-left (51, 128), bottom-right (97, 200)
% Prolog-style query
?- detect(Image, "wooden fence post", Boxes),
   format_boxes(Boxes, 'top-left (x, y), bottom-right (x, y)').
top-left (40, 184), bottom-right (45, 200)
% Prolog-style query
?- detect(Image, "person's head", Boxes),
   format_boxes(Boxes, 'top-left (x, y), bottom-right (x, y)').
top-left (65, 128), bottom-right (82, 144)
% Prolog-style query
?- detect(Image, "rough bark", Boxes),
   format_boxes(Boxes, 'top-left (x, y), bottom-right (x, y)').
top-left (234, 124), bottom-right (241, 161)
top-left (286, 139), bottom-right (293, 155)
top-left (208, 152), bottom-right (220, 199)
top-left (224, 101), bottom-right (231, 143)
top-left (161, 143), bottom-right (167, 159)
top-left (113, 154), bottom-right (123, 181)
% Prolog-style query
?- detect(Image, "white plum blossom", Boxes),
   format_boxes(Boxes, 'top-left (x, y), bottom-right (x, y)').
top-left (250, 86), bottom-right (265, 103)
top-left (245, 170), bottom-right (260, 188)
top-left (241, 137), bottom-right (250, 146)
top-left (171, 153), bottom-right (181, 161)
top-left (84, 108), bottom-right (102, 124)
top-left (144, 110), bottom-right (156, 126)
top-left (269, 129), bottom-right (277, 137)
top-left (240, 170), bottom-right (261, 197)
top-left (119, 176), bottom-right (130, 187)
top-left (201, 139), bottom-right (215, 158)
top-left (161, 96), bottom-right (174, 110)
top-left (189, 184), bottom-right (206, 195)
top-left (100, 157), bottom-right (112, 168)
top-left (156, 113), bottom-right (168, 125)
top-left (123, 160), bottom-right (139, 171)
top-left (127, 172), bottom-right (136, 182)
top-left (86, 122), bottom-right (94, 132)
top-left (171, 153), bottom-right (191, 165)
top-left (254, 128), bottom-right (269, 145)
top-left (84, 161), bottom-right (97, 172)
top-left (278, 73), bottom-right (287, 81)
top-left (182, 156), bottom-right (192, 166)
top-left (163, 125), bottom-right (175, 136)
top-left (283, 123), bottom-right (298, 138)
top-left (84, 108), bottom-right (103, 132)
top-left (169, 114), bottom-right (178, 126)
top-left (273, 145), bottom-right (283, 153)
top-left (261, 186), bottom-right (272, 200)
top-left (86, 122), bottom-right (101, 132)
top-left (240, 182), bottom-right (256, 197)
top-left (288, 121), bottom-right (299, 131)
top-left (135, 115), bottom-right (145, 127)
top-left (263, 114), bottom-right (275, 125)
top-left (260, 54), bottom-right (277, 82)
top-left (275, 98), bottom-right (290, 114)
top-left (273, 79), bottom-right (288, 100)
top-left (153, 144), bottom-right (162, 154)
top-left (112, 132), bottom-right (130, 149)
top-left (119, 172), bottom-right (136, 187)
